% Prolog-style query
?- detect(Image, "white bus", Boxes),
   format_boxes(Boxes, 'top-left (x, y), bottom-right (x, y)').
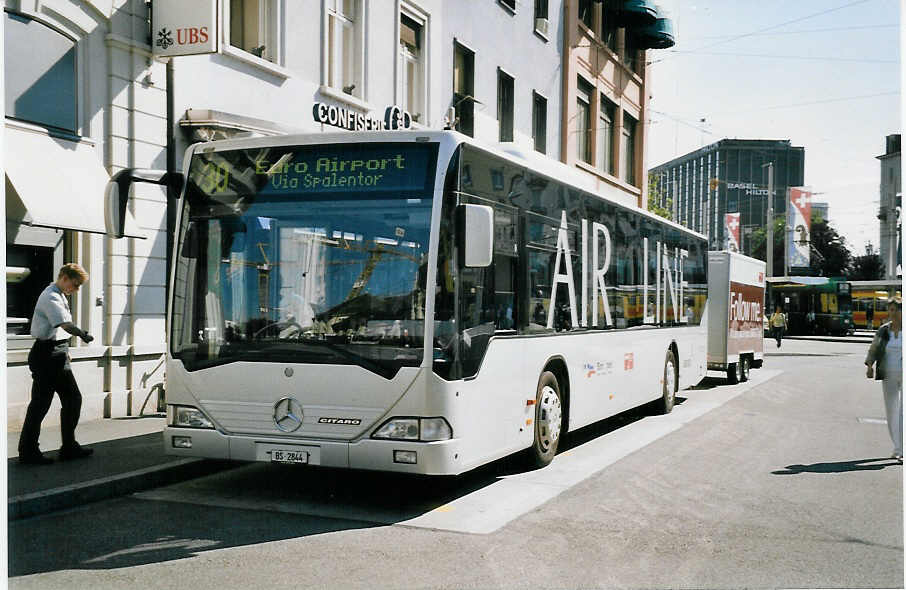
top-left (107, 130), bottom-right (709, 475)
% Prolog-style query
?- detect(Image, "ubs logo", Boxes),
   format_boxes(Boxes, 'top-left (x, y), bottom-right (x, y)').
top-left (156, 29), bottom-right (174, 50)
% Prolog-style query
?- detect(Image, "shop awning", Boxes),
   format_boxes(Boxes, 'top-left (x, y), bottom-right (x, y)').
top-left (639, 17), bottom-right (675, 49)
top-left (620, 0), bottom-right (658, 26)
top-left (5, 124), bottom-right (145, 238)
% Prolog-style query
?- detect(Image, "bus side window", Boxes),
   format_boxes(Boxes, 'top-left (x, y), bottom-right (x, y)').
top-left (585, 198), bottom-right (618, 329)
top-left (523, 211), bottom-right (558, 333)
top-left (492, 205), bottom-right (518, 331)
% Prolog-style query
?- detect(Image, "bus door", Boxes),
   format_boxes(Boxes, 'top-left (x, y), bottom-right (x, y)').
top-left (456, 196), bottom-right (525, 450)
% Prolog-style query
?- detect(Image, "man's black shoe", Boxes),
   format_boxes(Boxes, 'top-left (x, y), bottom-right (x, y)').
top-left (19, 452), bottom-right (54, 465)
top-left (59, 445), bottom-right (94, 461)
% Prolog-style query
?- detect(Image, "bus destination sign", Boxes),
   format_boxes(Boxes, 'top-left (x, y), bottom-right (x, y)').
top-left (256, 144), bottom-right (434, 195)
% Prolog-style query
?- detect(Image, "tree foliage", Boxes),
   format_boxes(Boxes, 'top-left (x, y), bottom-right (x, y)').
top-left (748, 217), bottom-right (785, 275)
top-left (748, 213), bottom-right (852, 277)
top-left (851, 243), bottom-right (885, 280)
top-left (809, 216), bottom-right (852, 277)
top-left (646, 174), bottom-right (672, 221)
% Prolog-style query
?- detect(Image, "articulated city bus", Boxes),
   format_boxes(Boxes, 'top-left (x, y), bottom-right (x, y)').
top-left (108, 130), bottom-right (709, 475)
top-left (767, 277), bottom-right (854, 336)
top-left (851, 280), bottom-right (902, 329)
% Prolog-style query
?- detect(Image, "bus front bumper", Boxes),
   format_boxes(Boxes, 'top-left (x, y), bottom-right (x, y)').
top-left (163, 426), bottom-right (465, 475)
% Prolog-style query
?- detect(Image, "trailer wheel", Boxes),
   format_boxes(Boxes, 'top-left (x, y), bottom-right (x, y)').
top-left (727, 362), bottom-right (742, 384)
top-left (740, 356), bottom-right (751, 382)
top-left (656, 349), bottom-right (678, 415)
top-left (531, 371), bottom-right (563, 467)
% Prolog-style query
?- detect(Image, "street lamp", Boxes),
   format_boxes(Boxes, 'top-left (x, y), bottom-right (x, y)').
top-left (761, 162), bottom-right (774, 277)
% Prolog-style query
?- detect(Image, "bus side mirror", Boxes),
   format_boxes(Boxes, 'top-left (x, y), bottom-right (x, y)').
top-left (458, 204), bottom-right (494, 267)
top-left (104, 169), bottom-right (185, 238)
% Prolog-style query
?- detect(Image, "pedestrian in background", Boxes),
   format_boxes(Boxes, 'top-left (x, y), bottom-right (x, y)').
top-left (769, 305), bottom-right (788, 348)
top-left (17, 263), bottom-right (96, 465)
top-left (866, 304), bottom-right (874, 330)
top-left (865, 297), bottom-right (902, 462)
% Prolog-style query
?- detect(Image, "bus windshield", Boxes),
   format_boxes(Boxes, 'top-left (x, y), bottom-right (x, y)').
top-left (171, 142), bottom-right (438, 377)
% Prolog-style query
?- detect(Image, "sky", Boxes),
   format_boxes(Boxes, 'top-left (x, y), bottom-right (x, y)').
top-left (645, 0), bottom-right (901, 254)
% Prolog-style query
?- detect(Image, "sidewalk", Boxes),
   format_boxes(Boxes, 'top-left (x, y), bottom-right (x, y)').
top-left (7, 414), bottom-right (232, 520)
top-left (781, 329), bottom-right (874, 345)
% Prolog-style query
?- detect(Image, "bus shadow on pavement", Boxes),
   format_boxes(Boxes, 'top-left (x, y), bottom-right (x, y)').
top-left (772, 458), bottom-right (902, 475)
top-left (7, 495), bottom-right (376, 576)
top-left (557, 396), bottom-right (687, 454)
top-left (8, 396), bottom-right (699, 576)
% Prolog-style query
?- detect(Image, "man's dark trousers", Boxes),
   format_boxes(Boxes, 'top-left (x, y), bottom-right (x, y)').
top-left (771, 326), bottom-right (783, 347)
top-left (18, 340), bottom-right (83, 455)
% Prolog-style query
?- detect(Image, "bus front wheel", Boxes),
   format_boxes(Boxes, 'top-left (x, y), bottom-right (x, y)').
top-left (657, 349), bottom-right (678, 414)
top-left (531, 371), bottom-right (563, 467)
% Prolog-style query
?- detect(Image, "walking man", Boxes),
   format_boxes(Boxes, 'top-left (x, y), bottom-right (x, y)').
top-left (769, 305), bottom-right (788, 348)
top-left (865, 297), bottom-right (902, 462)
top-left (17, 263), bottom-right (95, 464)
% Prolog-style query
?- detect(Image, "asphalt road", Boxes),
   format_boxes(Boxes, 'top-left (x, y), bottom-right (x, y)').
top-left (8, 337), bottom-right (903, 589)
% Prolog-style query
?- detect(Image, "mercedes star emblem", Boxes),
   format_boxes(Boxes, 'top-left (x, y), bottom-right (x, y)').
top-left (273, 397), bottom-right (304, 432)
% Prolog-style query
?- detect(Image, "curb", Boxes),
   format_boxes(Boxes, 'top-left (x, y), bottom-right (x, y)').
top-left (784, 336), bottom-right (872, 344)
top-left (8, 458), bottom-right (235, 520)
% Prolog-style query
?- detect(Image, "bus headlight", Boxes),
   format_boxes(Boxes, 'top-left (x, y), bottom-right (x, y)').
top-left (168, 405), bottom-right (215, 429)
top-left (420, 418), bottom-right (453, 441)
top-left (372, 417), bottom-right (452, 441)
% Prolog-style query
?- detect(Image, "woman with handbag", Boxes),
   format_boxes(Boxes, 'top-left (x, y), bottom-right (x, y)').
top-left (865, 297), bottom-right (902, 462)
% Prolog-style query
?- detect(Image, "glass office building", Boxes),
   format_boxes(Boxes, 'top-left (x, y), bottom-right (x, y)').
top-left (649, 139), bottom-right (804, 252)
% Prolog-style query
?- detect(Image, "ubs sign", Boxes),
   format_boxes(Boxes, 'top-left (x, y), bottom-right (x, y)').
top-left (313, 102), bottom-right (412, 132)
top-left (152, 0), bottom-right (218, 57)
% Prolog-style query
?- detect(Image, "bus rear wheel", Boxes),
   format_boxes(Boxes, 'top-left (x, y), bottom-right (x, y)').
top-left (531, 371), bottom-right (563, 467)
top-left (656, 349), bottom-right (678, 414)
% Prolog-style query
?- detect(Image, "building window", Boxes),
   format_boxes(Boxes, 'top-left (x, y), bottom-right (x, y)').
top-left (532, 91), bottom-right (547, 154)
top-left (399, 12), bottom-right (425, 123)
top-left (534, 0), bottom-right (549, 35)
top-left (327, 0), bottom-right (361, 97)
top-left (497, 69), bottom-right (514, 142)
top-left (598, 95), bottom-right (615, 175)
top-left (6, 244), bottom-right (55, 336)
top-left (499, 0), bottom-right (516, 11)
top-left (453, 42), bottom-right (475, 137)
top-left (600, 0), bottom-right (618, 52)
top-left (4, 11), bottom-right (77, 134)
top-left (578, 0), bottom-right (592, 29)
top-left (621, 112), bottom-right (637, 185)
top-left (576, 78), bottom-right (593, 165)
top-left (535, 0), bottom-right (549, 18)
top-left (229, 0), bottom-right (279, 62)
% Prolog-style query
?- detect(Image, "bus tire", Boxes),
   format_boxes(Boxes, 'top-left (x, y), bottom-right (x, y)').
top-left (657, 349), bottom-right (678, 415)
top-left (727, 362), bottom-right (741, 384)
top-left (740, 356), bottom-right (750, 382)
top-left (531, 371), bottom-right (563, 467)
